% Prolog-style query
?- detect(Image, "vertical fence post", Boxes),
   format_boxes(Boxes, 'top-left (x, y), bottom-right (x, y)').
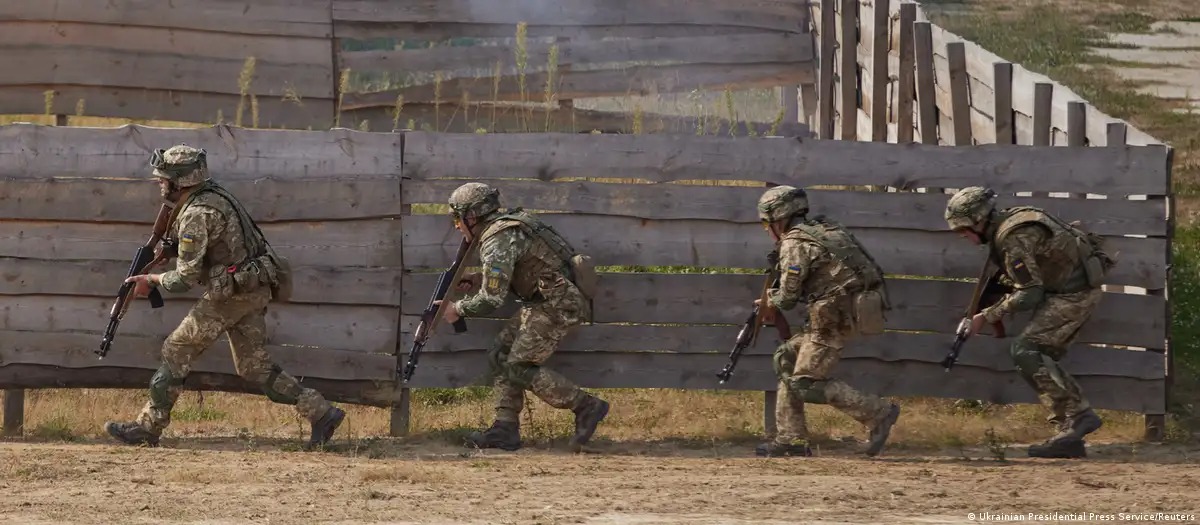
top-left (763, 391), bottom-right (778, 439)
top-left (870, 0), bottom-right (889, 142)
top-left (994, 62), bottom-right (1014, 145)
top-left (1032, 83), bottom-right (1053, 147)
top-left (897, 3), bottom-right (916, 144)
top-left (913, 22), bottom-right (937, 145)
top-left (819, 0), bottom-right (837, 139)
top-left (389, 129), bottom-right (411, 437)
top-left (1153, 142), bottom-right (1174, 443)
top-left (2, 390), bottom-right (23, 437)
top-left (1066, 101), bottom-right (1086, 147)
top-left (838, 0), bottom-right (857, 140)
top-left (946, 42), bottom-right (972, 146)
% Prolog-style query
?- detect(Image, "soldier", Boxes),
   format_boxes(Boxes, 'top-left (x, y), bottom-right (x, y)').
top-left (945, 187), bottom-right (1113, 458)
top-left (104, 145), bottom-right (346, 450)
top-left (435, 182), bottom-right (609, 452)
top-left (754, 186), bottom-right (901, 457)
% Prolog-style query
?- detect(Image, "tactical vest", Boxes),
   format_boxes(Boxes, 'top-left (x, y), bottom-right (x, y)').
top-left (989, 206), bottom-right (1111, 293)
top-left (481, 208), bottom-right (597, 301)
top-left (173, 181), bottom-right (292, 301)
top-left (784, 216), bottom-right (889, 303)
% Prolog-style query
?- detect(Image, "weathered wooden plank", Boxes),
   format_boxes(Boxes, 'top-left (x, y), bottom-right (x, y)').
top-left (946, 42), bottom-right (973, 146)
top-left (401, 132), bottom-right (1172, 195)
top-left (333, 21), bottom-right (784, 40)
top-left (0, 258), bottom-right (401, 307)
top-left (0, 44), bottom-right (332, 98)
top-left (0, 296), bottom-right (399, 354)
top-left (397, 318), bottom-right (1164, 381)
top-left (0, 0), bottom-right (334, 38)
top-left (0, 86), bottom-right (335, 130)
top-left (343, 62), bottom-right (814, 107)
top-left (1, 178), bottom-right (401, 222)
top-left (0, 21), bottom-right (331, 63)
top-left (402, 273), bottom-right (1165, 348)
top-left (838, 0), bottom-right (857, 141)
top-left (1068, 101), bottom-right (1087, 147)
top-left (897, 3), bottom-right (917, 144)
top-left (401, 214), bottom-right (1167, 288)
top-left (0, 124), bottom-right (402, 180)
top-left (333, 0), bottom-right (810, 33)
top-left (0, 364), bottom-right (398, 408)
top-left (0, 331), bottom-right (394, 382)
top-left (818, 0), bottom-right (837, 139)
top-left (870, 0), bottom-right (890, 142)
top-left (0, 220), bottom-right (402, 268)
top-left (340, 102), bottom-right (810, 136)
top-left (913, 22), bottom-right (938, 145)
top-left (994, 62), bottom-right (1014, 145)
top-left (395, 348), bottom-right (1164, 413)
top-left (1033, 83), bottom-right (1053, 147)
top-left (402, 179), bottom-right (1166, 236)
top-left (341, 33), bottom-right (812, 75)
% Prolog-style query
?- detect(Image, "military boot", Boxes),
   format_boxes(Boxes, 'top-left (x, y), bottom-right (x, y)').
top-left (1027, 438), bottom-right (1087, 458)
top-left (865, 403), bottom-right (901, 457)
top-left (466, 420), bottom-right (522, 451)
top-left (570, 395), bottom-right (610, 452)
top-left (103, 421), bottom-right (160, 447)
top-left (305, 406), bottom-right (345, 451)
top-left (755, 440), bottom-right (813, 457)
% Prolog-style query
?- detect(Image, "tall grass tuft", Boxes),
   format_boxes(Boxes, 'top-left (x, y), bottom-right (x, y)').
top-left (543, 43), bottom-right (560, 131)
top-left (74, 99), bottom-right (85, 117)
top-left (235, 57), bottom-right (257, 127)
top-left (335, 68), bottom-right (352, 128)
top-left (514, 22), bottom-right (529, 131)
top-left (434, 71), bottom-right (444, 130)
top-left (391, 94), bottom-right (405, 130)
top-left (42, 90), bottom-right (55, 115)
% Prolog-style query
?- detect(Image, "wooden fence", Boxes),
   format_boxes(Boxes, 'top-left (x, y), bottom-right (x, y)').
top-left (0, 123), bottom-right (1171, 438)
top-left (0, 0), bottom-right (815, 137)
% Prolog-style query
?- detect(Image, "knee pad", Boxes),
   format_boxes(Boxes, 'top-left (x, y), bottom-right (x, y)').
top-left (785, 376), bottom-right (828, 404)
top-left (149, 364), bottom-right (185, 410)
top-left (503, 361), bottom-right (539, 389)
top-left (487, 342), bottom-right (511, 376)
top-left (773, 342), bottom-right (797, 379)
top-left (261, 364), bottom-right (299, 405)
top-left (1009, 339), bottom-right (1044, 380)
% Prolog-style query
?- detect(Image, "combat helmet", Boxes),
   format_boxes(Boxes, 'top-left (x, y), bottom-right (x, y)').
top-left (757, 185), bottom-right (809, 223)
top-left (448, 182), bottom-right (502, 222)
top-left (944, 186), bottom-right (997, 230)
top-left (150, 144), bottom-right (210, 187)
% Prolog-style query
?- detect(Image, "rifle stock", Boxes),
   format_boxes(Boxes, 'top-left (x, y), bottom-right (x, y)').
top-left (940, 256), bottom-right (1010, 371)
top-left (401, 236), bottom-right (475, 383)
top-left (98, 203), bottom-right (178, 358)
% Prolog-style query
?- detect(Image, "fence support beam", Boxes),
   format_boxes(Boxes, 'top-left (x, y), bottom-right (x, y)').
top-left (2, 390), bottom-right (23, 437)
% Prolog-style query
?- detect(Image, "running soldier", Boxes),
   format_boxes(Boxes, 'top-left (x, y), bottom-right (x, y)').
top-left (437, 182), bottom-right (609, 452)
top-left (105, 145), bottom-right (345, 450)
top-left (755, 186), bottom-right (901, 457)
top-left (945, 187), bottom-right (1113, 458)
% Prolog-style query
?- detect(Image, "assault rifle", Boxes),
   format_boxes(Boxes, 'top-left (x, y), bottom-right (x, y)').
top-left (98, 203), bottom-right (177, 358)
top-left (717, 251), bottom-right (793, 384)
top-left (401, 236), bottom-right (474, 383)
top-left (940, 256), bottom-right (1010, 371)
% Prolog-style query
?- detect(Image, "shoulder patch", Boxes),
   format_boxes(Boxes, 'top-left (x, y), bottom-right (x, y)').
top-left (484, 265), bottom-right (506, 295)
top-left (1010, 258), bottom-right (1033, 284)
top-left (786, 265), bottom-right (802, 275)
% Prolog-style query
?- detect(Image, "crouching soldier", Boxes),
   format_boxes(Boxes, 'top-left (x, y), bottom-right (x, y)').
top-left (755, 186), bottom-right (901, 457)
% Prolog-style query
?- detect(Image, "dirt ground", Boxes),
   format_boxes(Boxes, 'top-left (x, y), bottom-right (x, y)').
top-left (2, 436), bottom-right (1198, 525)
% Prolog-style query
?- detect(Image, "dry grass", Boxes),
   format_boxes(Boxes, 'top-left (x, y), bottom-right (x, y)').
top-left (9, 388), bottom-right (1151, 451)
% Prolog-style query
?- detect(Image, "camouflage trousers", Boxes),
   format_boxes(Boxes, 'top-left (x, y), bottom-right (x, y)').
top-left (1010, 287), bottom-right (1102, 422)
top-left (135, 287), bottom-right (332, 436)
top-left (487, 278), bottom-right (591, 423)
top-left (771, 297), bottom-right (892, 444)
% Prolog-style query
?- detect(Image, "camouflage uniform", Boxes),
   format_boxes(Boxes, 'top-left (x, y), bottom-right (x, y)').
top-left (447, 183), bottom-right (609, 452)
top-left (104, 145), bottom-right (345, 450)
top-left (945, 187), bottom-right (1112, 458)
top-left (757, 186), bottom-right (901, 458)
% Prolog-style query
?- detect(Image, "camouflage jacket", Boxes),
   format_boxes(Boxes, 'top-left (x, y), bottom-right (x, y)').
top-left (454, 210), bottom-right (574, 317)
top-left (159, 182), bottom-right (265, 294)
top-left (980, 206), bottom-right (1094, 323)
top-left (768, 216), bottom-right (886, 311)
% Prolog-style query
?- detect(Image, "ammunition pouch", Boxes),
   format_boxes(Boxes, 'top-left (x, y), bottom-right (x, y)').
top-left (852, 288), bottom-right (887, 335)
top-left (207, 253), bottom-right (292, 301)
